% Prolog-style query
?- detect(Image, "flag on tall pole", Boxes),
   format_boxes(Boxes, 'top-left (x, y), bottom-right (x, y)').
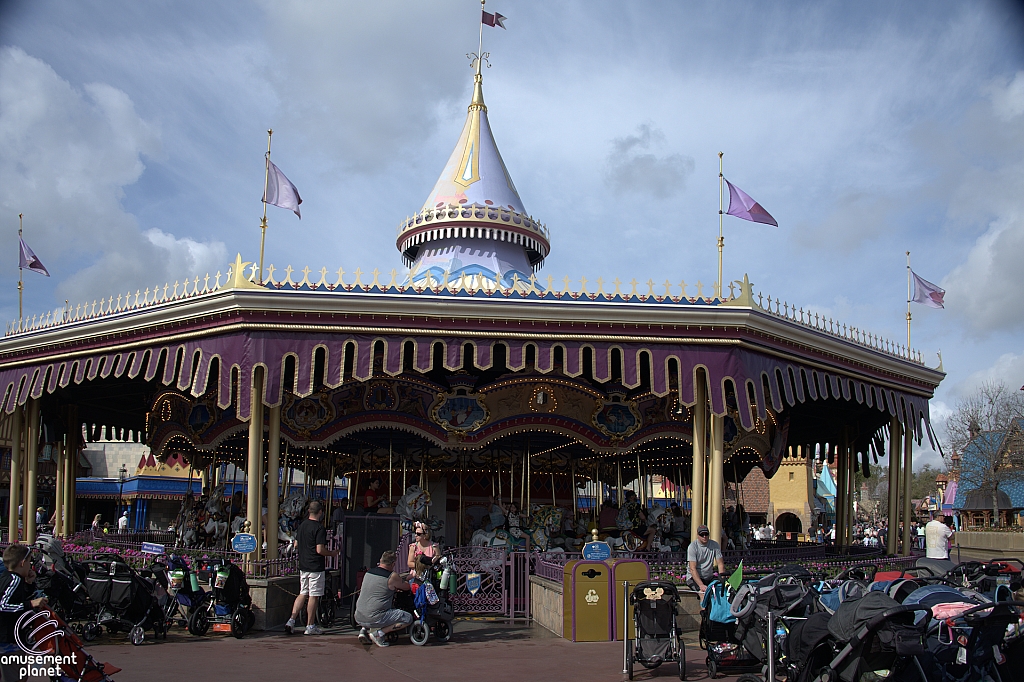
top-left (910, 271), bottom-right (945, 309)
top-left (263, 159), bottom-right (302, 218)
top-left (19, 237), bottom-right (49, 277)
top-left (723, 178), bottom-right (778, 227)
top-left (482, 10), bottom-right (507, 28)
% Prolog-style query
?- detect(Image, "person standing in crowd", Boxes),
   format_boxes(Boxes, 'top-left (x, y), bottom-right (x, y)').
top-left (686, 524), bottom-right (725, 599)
top-left (330, 498), bottom-right (348, 534)
top-left (925, 513), bottom-right (954, 559)
top-left (118, 510), bottom-right (129, 533)
top-left (355, 550), bottom-right (414, 647)
top-left (91, 514), bottom-right (102, 537)
top-left (285, 500), bottom-right (339, 636)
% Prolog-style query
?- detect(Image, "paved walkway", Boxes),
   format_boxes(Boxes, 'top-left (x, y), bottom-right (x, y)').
top-left (86, 621), bottom-right (743, 682)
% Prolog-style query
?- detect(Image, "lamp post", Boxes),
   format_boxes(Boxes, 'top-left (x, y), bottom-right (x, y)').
top-left (118, 465), bottom-right (127, 531)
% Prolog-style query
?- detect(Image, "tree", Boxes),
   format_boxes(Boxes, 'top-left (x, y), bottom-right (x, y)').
top-left (944, 382), bottom-right (1024, 526)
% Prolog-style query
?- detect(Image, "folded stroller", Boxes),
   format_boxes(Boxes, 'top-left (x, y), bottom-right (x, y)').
top-left (625, 580), bottom-right (686, 680)
top-left (34, 535), bottom-right (98, 634)
top-left (83, 555), bottom-right (165, 645)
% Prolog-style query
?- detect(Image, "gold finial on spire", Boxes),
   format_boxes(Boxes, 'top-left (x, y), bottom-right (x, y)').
top-left (467, 0), bottom-right (490, 112)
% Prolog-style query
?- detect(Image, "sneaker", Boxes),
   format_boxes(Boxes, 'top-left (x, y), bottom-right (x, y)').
top-left (284, 618), bottom-right (296, 635)
top-left (304, 624), bottom-right (323, 636)
top-left (368, 629), bottom-right (390, 647)
top-left (357, 628), bottom-right (370, 645)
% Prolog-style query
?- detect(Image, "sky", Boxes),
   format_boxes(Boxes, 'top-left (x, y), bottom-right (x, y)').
top-left (2, 0), bottom-right (1023, 470)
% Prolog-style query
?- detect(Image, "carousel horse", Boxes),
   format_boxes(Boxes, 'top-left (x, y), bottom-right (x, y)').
top-left (276, 493), bottom-right (308, 555)
top-left (174, 492), bottom-right (199, 547)
top-left (525, 505), bottom-right (565, 552)
top-left (396, 485), bottom-right (431, 523)
top-left (470, 528), bottom-right (524, 552)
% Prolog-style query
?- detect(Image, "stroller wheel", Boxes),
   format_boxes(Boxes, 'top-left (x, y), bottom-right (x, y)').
top-left (678, 642), bottom-right (686, 680)
top-left (231, 607), bottom-right (249, 639)
top-left (626, 640), bottom-right (634, 680)
top-left (410, 621), bottom-right (430, 646)
top-left (83, 624), bottom-right (100, 642)
top-left (316, 591), bottom-right (336, 628)
top-left (129, 625), bottom-right (145, 646)
top-left (433, 619), bottom-right (452, 642)
top-left (188, 607), bottom-right (210, 636)
top-left (707, 659), bottom-right (718, 679)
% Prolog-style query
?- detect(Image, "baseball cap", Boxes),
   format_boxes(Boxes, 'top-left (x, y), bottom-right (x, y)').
top-left (697, 524), bottom-right (710, 536)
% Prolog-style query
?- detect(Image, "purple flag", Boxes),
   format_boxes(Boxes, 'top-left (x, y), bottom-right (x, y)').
top-left (19, 237), bottom-right (50, 276)
top-left (724, 178), bottom-right (778, 227)
top-left (911, 271), bottom-right (945, 309)
top-left (263, 159), bottom-right (302, 218)
top-left (482, 10), bottom-right (507, 28)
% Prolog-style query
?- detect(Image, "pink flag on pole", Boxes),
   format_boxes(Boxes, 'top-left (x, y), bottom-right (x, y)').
top-left (724, 178), bottom-right (778, 227)
top-left (263, 160), bottom-right (302, 218)
top-left (911, 271), bottom-right (945, 309)
top-left (19, 237), bottom-right (50, 276)
top-left (482, 10), bottom-right (507, 28)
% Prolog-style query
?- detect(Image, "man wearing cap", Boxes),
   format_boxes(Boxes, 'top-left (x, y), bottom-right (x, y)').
top-left (686, 524), bottom-right (725, 598)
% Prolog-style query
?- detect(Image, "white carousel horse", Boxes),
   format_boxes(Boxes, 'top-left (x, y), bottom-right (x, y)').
top-left (203, 513), bottom-right (229, 545)
top-left (396, 485), bottom-right (431, 523)
top-left (525, 505), bottom-right (565, 552)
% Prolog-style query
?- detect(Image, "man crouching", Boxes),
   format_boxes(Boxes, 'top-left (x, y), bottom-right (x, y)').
top-left (354, 550), bottom-right (413, 647)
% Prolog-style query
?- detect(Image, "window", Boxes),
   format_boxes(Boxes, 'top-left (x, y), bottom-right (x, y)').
top-left (789, 472), bottom-right (795, 481)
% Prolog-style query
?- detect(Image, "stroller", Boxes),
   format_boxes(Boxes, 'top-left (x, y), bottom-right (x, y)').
top-left (165, 555), bottom-right (211, 632)
top-left (700, 580), bottom-right (760, 678)
top-left (33, 536), bottom-right (97, 636)
top-left (625, 580), bottom-right (686, 680)
top-left (726, 566), bottom-right (820, 679)
top-left (787, 591), bottom-right (932, 682)
top-left (18, 608), bottom-right (122, 682)
top-left (393, 553), bottom-right (455, 646)
top-left (187, 559), bottom-right (255, 638)
top-left (83, 555), bottom-right (165, 645)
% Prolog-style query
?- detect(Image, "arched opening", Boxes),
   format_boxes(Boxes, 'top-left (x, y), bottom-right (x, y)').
top-left (776, 512), bottom-right (803, 536)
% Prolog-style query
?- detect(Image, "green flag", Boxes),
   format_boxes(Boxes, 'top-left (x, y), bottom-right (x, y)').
top-left (726, 560), bottom-right (743, 592)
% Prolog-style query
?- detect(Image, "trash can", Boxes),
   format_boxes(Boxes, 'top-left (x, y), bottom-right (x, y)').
top-left (609, 558), bottom-right (650, 640)
top-left (562, 560), bottom-right (613, 641)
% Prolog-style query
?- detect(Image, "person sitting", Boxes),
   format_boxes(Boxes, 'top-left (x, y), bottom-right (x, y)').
top-left (484, 496), bottom-right (506, 532)
top-left (363, 478), bottom-right (384, 514)
top-left (355, 550), bottom-right (413, 648)
top-left (617, 491), bottom-right (658, 550)
top-left (598, 499), bottom-right (620, 538)
top-left (407, 522), bottom-right (440, 577)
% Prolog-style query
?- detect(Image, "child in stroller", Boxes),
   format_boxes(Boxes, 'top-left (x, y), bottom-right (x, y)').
top-left (391, 553), bottom-right (455, 646)
top-left (83, 555), bottom-right (165, 645)
top-left (625, 580), bottom-right (686, 680)
top-left (187, 559), bottom-right (255, 639)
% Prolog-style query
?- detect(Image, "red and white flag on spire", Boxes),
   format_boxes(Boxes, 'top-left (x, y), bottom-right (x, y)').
top-left (911, 271), bottom-right (945, 309)
top-left (723, 178), bottom-right (778, 227)
top-left (482, 10), bottom-right (507, 28)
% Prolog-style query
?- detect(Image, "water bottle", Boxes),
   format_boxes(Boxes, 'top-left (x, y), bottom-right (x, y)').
top-left (189, 567), bottom-right (201, 593)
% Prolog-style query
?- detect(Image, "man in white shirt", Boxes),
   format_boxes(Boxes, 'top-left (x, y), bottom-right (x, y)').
top-left (118, 511), bottom-right (129, 533)
top-left (925, 514), bottom-right (953, 559)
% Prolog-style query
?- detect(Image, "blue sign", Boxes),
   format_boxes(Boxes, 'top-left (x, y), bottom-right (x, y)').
top-left (582, 541), bottom-right (612, 561)
top-left (231, 533), bottom-right (258, 554)
top-left (140, 542), bottom-right (165, 555)
top-left (465, 572), bottom-right (482, 596)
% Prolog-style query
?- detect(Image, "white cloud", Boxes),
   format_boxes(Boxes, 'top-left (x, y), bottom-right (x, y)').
top-left (989, 70), bottom-right (1024, 121)
top-left (0, 47), bottom-right (227, 314)
top-left (604, 124), bottom-right (694, 200)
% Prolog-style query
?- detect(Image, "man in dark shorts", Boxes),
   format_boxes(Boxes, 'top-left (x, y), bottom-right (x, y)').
top-left (285, 500), bottom-right (339, 635)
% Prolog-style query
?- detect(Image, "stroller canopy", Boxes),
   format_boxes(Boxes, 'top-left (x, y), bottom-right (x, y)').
top-left (828, 591), bottom-right (900, 642)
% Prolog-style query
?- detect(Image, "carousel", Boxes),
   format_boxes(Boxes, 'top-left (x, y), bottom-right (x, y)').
top-left (0, 46), bottom-right (943, 568)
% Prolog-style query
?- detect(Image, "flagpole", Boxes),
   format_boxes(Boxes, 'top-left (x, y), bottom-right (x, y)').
top-left (906, 251), bottom-right (912, 349)
top-left (718, 152), bottom-right (724, 298)
top-left (258, 129), bottom-right (273, 285)
top-left (18, 213), bottom-right (24, 321)
top-left (479, 0), bottom-right (485, 65)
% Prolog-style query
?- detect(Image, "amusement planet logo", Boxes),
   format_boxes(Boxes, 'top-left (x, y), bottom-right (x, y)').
top-left (0, 610), bottom-right (77, 679)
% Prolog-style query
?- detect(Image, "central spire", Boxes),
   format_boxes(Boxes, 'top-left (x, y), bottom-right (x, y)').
top-left (397, 36), bottom-right (549, 288)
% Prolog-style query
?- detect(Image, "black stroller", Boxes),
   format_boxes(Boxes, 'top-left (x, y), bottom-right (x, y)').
top-left (918, 600), bottom-right (1024, 682)
top-left (625, 580), bottom-right (686, 680)
top-left (787, 591), bottom-right (932, 682)
top-left (165, 554), bottom-right (210, 632)
top-left (83, 555), bottom-right (165, 645)
top-left (187, 559), bottom-right (255, 638)
top-left (388, 553), bottom-right (455, 646)
top-left (33, 536), bottom-right (98, 637)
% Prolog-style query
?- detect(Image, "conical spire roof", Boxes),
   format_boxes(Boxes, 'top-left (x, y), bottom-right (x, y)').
top-left (397, 67), bottom-right (549, 284)
top-left (420, 71), bottom-right (526, 214)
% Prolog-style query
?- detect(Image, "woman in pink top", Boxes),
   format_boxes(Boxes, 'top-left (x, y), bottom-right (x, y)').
top-left (407, 522), bottom-right (439, 577)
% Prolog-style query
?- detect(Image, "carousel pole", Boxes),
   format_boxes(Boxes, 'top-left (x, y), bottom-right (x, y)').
top-left (54, 431), bottom-right (64, 537)
top-left (352, 448), bottom-right (362, 510)
top-left (901, 417), bottom-right (914, 557)
top-left (458, 452), bottom-right (464, 546)
top-left (8, 405), bottom-right (22, 542)
top-left (258, 129), bottom-right (273, 284)
top-left (550, 452), bottom-right (556, 508)
top-left (281, 445), bottom-right (288, 501)
top-left (595, 458), bottom-right (602, 520)
top-left (25, 398), bottom-right (40, 544)
top-left (266, 403), bottom-right (281, 560)
top-left (636, 451), bottom-right (643, 507)
top-left (886, 418), bottom-right (902, 555)
top-left (691, 373), bottom-right (707, 541)
top-left (246, 368), bottom-right (265, 561)
top-left (571, 460), bottom-right (578, 523)
top-left (708, 413), bottom-right (725, 548)
top-left (520, 447), bottom-right (526, 511)
top-left (616, 459), bottom-right (623, 508)
top-left (66, 406), bottom-right (78, 535)
top-left (388, 439), bottom-right (393, 504)
top-left (402, 448), bottom-right (407, 496)
top-left (526, 437), bottom-right (531, 514)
